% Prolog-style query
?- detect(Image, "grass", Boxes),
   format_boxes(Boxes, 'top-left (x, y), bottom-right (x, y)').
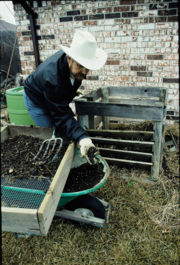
top-left (2, 122), bottom-right (179, 265)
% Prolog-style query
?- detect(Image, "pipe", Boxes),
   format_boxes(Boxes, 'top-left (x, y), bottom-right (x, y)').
top-left (4, 36), bottom-right (18, 93)
top-left (13, 1), bottom-right (40, 68)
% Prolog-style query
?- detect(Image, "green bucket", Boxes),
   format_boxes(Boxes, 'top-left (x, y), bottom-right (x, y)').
top-left (58, 155), bottom-right (110, 207)
top-left (6, 86), bottom-right (36, 126)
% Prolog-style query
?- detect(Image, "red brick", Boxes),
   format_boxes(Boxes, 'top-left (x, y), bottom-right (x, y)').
top-left (82, 9), bottom-right (96, 15)
top-left (23, 36), bottom-right (29, 41)
top-left (138, 0), bottom-right (155, 3)
top-left (154, 61), bottom-right (171, 66)
top-left (115, 76), bottom-right (129, 81)
top-left (28, 61), bottom-right (36, 67)
top-left (97, 7), bottom-right (112, 13)
top-left (168, 16), bottom-right (178, 22)
top-left (147, 55), bottom-right (163, 60)
top-left (83, 21), bottom-right (98, 26)
top-left (17, 32), bottom-right (21, 36)
top-left (165, 54), bottom-right (178, 60)
top-left (106, 61), bottom-right (120, 65)
top-left (72, 5), bottom-right (81, 9)
top-left (114, 6), bottom-right (130, 12)
top-left (115, 18), bottom-right (130, 24)
top-left (149, 17), bottom-right (166, 23)
top-left (163, 78), bottom-right (179, 83)
top-left (21, 61), bottom-right (25, 67)
top-left (27, 70), bottom-right (33, 74)
top-left (120, 0), bottom-right (136, 4)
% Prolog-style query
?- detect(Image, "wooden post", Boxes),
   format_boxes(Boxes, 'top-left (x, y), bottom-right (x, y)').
top-left (101, 86), bottom-right (109, 129)
top-left (159, 88), bottom-right (168, 173)
top-left (77, 98), bottom-right (89, 129)
top-left (78, 115), bottom-right (89, 129)
top-left (87, 97), bottom-right (95, 129)
top-left (151, 121), bottom-right (163, 179)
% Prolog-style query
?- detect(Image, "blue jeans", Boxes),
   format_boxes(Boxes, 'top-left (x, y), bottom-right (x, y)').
top-left (23, 90), bottom-right (55, 128)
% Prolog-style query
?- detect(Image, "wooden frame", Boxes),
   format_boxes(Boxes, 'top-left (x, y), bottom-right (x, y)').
top-left (75, 86), bottom-right (167, 180)
top-left (1, 125), bottom-right (76, 236)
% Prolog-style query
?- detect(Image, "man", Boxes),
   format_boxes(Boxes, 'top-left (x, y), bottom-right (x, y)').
top-left (23, 30), bottom-right (107, 160)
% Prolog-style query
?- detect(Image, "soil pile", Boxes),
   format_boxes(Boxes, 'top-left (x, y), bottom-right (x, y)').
top-left (1, 135), bottom-right (68, 179)
top-left (1, 135), bottom-right (105, 192)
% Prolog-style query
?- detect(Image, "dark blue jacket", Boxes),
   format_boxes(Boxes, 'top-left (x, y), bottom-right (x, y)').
top-left (24, 50), bottom-right (88, 142)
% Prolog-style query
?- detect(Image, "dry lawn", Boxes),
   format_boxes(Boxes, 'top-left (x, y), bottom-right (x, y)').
top-left (2, 122), bottom-right (179, 265)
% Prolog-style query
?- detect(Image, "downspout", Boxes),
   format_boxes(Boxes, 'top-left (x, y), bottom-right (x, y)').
top-left (14, 1), bottom-right (40, 68)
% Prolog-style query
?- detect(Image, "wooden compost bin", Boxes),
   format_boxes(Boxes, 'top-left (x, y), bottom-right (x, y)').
top-left (74, 86), bottom-right (167, 180)
top-left (1, 125), bottom-right (76, 236)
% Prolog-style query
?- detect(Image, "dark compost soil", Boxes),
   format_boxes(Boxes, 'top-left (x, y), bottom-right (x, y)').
top-left (1, 135), bottom-right (105, 193)
top-left (64, 162), bottom-right (104, 192)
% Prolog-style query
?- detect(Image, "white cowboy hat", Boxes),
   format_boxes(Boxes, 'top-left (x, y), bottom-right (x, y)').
top-left (58, 30), bottom-right (107, 70)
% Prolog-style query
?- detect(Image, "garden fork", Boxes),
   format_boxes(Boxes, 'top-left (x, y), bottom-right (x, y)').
top-left (33, 128), bottom-right (63, 165)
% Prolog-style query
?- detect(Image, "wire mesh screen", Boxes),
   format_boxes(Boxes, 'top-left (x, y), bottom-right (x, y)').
top-left (1, 175), bottom-right (53, 209)
top-left (2, 189), bottom-right (45, 209)
top-left (1, 175), bottom-right (53, 190)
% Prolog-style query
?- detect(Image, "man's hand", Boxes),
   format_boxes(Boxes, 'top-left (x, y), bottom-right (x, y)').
top-left (79, 138), bottom-right (99, 164)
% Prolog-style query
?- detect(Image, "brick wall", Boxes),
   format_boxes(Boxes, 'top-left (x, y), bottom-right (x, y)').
top-left (13, 0), bottom-right (179, 122)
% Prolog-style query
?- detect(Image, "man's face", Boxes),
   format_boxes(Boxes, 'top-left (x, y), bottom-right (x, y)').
top-left (67, 57), bottom-right (90, 80)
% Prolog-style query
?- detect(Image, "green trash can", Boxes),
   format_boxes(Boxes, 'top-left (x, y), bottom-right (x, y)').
top-left (6, 86), bottom-right (36, 126)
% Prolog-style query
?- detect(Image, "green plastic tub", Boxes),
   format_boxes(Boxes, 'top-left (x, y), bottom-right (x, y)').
top-left (57, 155), bottom-right (110, 207)
top-left (6, 86), bottom-right (36, 126)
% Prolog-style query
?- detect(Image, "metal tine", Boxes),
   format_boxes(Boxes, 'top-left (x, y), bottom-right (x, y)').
top-left (50, 138), bottom-right (63, 163)
top-left (41, 139), bottom-right (57, 160)
top-left (33, 128), bottom-right (63, 163)
top-left (33, 140), bottom-right (46, 161)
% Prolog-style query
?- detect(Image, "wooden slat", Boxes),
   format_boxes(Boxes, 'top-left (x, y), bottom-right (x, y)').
top-left (159, 88), bottom-right (168, 172)
top-left (90, 137), bottom-right (154, 148)
top-left (87, 97), bottom-right (95, 129)
top-left (78, 115), bottom-right (89, 129)
top-left (7, 124), bottom-right (70, 143)
top-left (109, 123), bottom-right (130, 130)
top-left (109, 86), bottom-right (160, 98)
top-left (1, 125), bottom-right (9, 143)
top-left (109, 117), bottom-right (147, 123)
top-left (159, 87), bottom-right (167, 104)
top-left (99, 148), bottom-right (152, 160)
top-left (109, 122), bottom-right (148, 130)
top-left (75, 101), bottom-right (164, 121)
top-left (151, 121), bottom-right (163, 180)
top-left (38, 142), bottom-right (76, 236)
top-left (87, 129), bottom-right (154, 140)
top-left (88, 115), bottom-right (95, 129)
top-left (101, 86), bottom-right (109, 129)
top-left (1, 207), bottom-right (41, 235)
top-left (104, 157), bottom-right (152, 168)
top-left (109, 98), bottom-right (157, 105)
top-left (94, 116), bottom-right (103, 129)
top-left (79, 87), bottom-right (102, 101)
top-left (8, 125), bottom-right (53, 139)
top-left (77, 98), bottom-right (89, 129)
